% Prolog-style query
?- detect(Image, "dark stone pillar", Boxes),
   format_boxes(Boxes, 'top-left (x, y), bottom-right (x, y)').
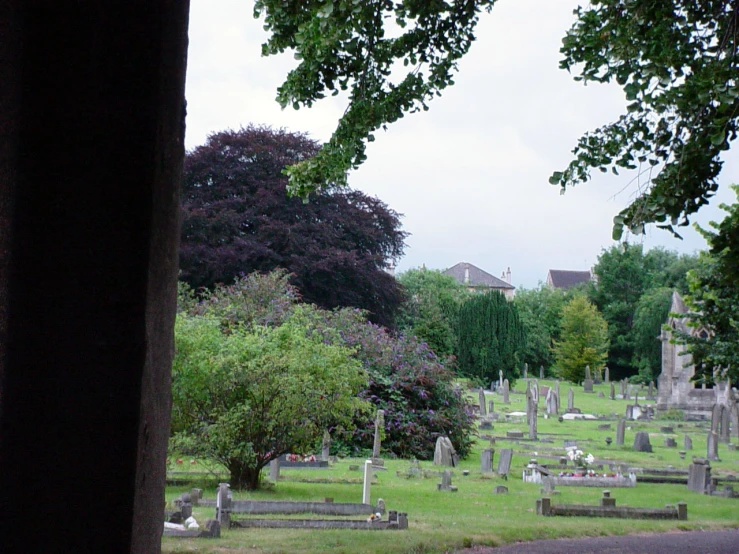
top-left (0, 2), bottom-right (190, 552)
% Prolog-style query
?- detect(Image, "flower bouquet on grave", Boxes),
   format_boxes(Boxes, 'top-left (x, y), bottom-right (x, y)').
top-left (565, 447), bottom-right (595, 476)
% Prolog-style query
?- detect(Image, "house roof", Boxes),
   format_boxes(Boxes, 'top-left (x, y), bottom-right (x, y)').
top-left (444, 262), bottom-right (514, 289)
top-left (547, 269), bottom-right (592, 289)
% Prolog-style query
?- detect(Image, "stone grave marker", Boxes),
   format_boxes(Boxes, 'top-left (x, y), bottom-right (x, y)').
top-left (664, 437), bottom-right (677, 447)
top-left (540, 365), bottom-right (544, 379)
top-left (620, 379), bottom-right (628, 399)
top-left (567, 389), bottom-right (575, 411)
top-left (433, 436), bottom-right (457, 467)
top-left (605, 366), bottom-right (610, 383)
top-left (528, 396), bottom-right (538, 440)
top-left (481, 448), bottom-right (494, 473)
top-left (648, 381), bottom-right (656, 400)
top-left (269, 459), bottom-right (280, 482)
top-left (480, 421), bottom-right (493, 430)
top-left (597, 391), bottom-right (605, 398)
top-left (499, 370), bottom-right (504, 389)
top-left (216, 483), bottom-right (232, 528)
top-left (488, 399), bottom-right (495, 413)
top-left (616, 419), bottom-right (625, 446)
top-left (609, 382), bottom-right (615, 400)
top-left (720, 405), bottom-right (731, 443)
top-left (478, 389), bottom-right (487, 416)
top-left (494, 485), bottom-right (508, 494)
top-left (497, 448), bottom-right (513, 477)
top-left (684, 434), bottom-right (693, 450)
top-left (583, 366), bottom-right (594, 393)
top-left (502, 379), bottom-right (510, 404)
top-left (532, 381), bottom-right (539, 404)
top-left (554, 379), bottom-right (560, 397)
top-left (363, 459), bottom-right (372, 504)
top-left (688, 459), bottom-right (712, 493)
top-left (322, 431), bottom-right (331, 462)
top-left (540, 385), bottom-right (550, 398)
top-left (437, 470), bottom-right (458, 492)
top-left (633, 431), bottom-right (652, 453)
top-left (545, 388), bottom-right (558, 416)
top-left (707, 430), bottom-right (719, 461)
top-left (523, 363), bottom-right (528, 379)
top-left (372, 409), bottom-right (385, 460)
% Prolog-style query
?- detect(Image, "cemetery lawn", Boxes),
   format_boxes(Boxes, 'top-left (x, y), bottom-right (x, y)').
top-left (162, 380), bottom-right (739, 554)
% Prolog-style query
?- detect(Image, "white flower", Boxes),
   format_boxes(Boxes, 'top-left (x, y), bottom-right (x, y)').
top-left (585, 454), bottom-right (595, 464)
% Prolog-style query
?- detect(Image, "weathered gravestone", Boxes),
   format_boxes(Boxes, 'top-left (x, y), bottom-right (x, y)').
top-left (621, 379), bottom-right (628, 399)
top-left (605, 366), bottom-right (610, 383)
top-left (269, 459), bottom-right (280, 482)
top-left (497, 448), bottom-right (513, 478)
top-left (567, 389), bottom-right (575, 412)
top-left (684, 434), bottom-right (693, 450)
top-left (545, 389), bottom-right (558, 416)
top-left (481, 448), bottom-right (494, 473)
top-left (478, 389), bottom-right (487, 416)
top-left (707, 430), bottom-right (719, 461)
top-left (523, 363), bottom-right (528, 379)
top-left (531, 381), bottom-right (539, 404)
top-left (363, 459), bottom-right (373, 504)
top-left (216, 483), bottom-right (232, 527)
top-left (488, 399), bottom-right (495, 414)
top-left (720, 405), bottom-right (731, 443)
top-left (499, 370), bottom-right (504, 389)
top-left (437, 470), bottom-right (457, 492)
top-left (648, 381), bottom-right (656, 400)
top-left (494, 485), bottom-right (509, 494)
top-left (372, 409), bottom-right (385, 461)
top-left (322, 431), bottom-right (331, 462)
top-left (433, 436), bottom-right (458, 467)
top-left (540, 385), bottom-right (550, 398)
top-left (616, 419), bottom-right (625, 446)
top-left (528, 395), bottom-right (538, 440)
top-left (502, 379), bottom-right (510, 404)
top-left (609, 382), bottom-right (615, 400)
top-left (540, 365), bottom-right (545, 379)
top-left (664, 437), bottom-right (677, 448)
top-left (688, 459), bottom-right (711, 493)
top-left (583, 366), bottom-right (594, 393)
top-left (633, 431), bottom-right (653, 453)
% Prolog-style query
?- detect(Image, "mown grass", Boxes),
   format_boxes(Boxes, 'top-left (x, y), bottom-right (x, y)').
top-left (162, 380), bottom-right (739, 553)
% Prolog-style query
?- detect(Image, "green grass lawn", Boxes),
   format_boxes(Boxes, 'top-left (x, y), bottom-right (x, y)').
top-left (162, 380), bottom-right (739, 553)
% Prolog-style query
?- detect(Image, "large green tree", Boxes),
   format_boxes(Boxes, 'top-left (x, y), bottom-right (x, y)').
top-left (513, 285), bottom-right (572, 373)
top-left (456, 291), bottom-right (526, 385)
top-left (631, 286), bottom-right (673, 382)
top-left (396, 267), bottom-right (470, 357)
top-left (553, 295), bottom-right (610, 384)
top-left (551, 0), bottom-right (739, 238)
top-left (683, 185), bottom-right (739, 384)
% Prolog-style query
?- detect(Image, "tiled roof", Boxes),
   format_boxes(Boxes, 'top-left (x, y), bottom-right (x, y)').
top-left (547, 269), bottom-right (592, 289)
top-left (444, 262), bottom-right (514, 289)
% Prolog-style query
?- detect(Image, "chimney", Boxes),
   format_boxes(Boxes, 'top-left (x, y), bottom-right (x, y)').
top-left (506, 267), bottom-right (511, 285)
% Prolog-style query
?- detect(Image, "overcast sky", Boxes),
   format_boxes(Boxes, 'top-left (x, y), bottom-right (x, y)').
top-left (185, 0), bottom-right (739, 290)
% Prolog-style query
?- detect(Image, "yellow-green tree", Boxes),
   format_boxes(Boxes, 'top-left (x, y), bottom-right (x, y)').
top-left (553, 296), bottom-right (609, 385)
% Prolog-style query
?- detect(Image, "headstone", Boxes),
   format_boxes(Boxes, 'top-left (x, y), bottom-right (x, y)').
top-left (523, 363), bottom-right (528, 379)
top-left (528, 397), bottom-right (538, 440)
top-left (478, 389), bottom-right (487, 416)
top-left (497, 448), bottom-right (513, 477)
top-left (202, 519), bottom-right (221, 538)
top-left (597, 391), bottom-right (604, 398)
top-left (479, 420), bottom-right (492, 430)
top-left (585, 365), bottom-right (591, 381)
top-left (648, 380), bottom-right (655, 399)
top-left (583, 366), bottom-right (594, 393)
top-left (567, 388), bottom-right (574, 411)
top-left (502, 379), bottom-right (510, 404)
top-left (688, 459), bottom-right (711, 493)
top-left (684, 434), bottom-right (693, 450)
top-left (605, 366), bottom-right (610, 383)
top-left (481, 448), bottom-right (494, 473)
top-left (660, 426), bottom-right (674, 433)
top-left (545, 388), bottom-right (558, 416)
top-left (437, 469), bottom-right (458, 492)
top-left (216, 483), bottom-right (232, 528)
top-left (488, 399), bottom-right (495, 413)
top-left (620, 379), bottom-right (627, 399)
top-left (372, 409), bottom-right (385, 459)
top-left (321, 431), bottom-right (331, 462)
top-left (707, 430), bottom-right (719, 461)
top-left (600, 490), bottom-right (616, 507)
top-left (633, 431), bottom-right (653, 453)
top-left (554, 380), bottom-right (560, 397)
top-left (531, 381), bottom-right (539, 404)
top-left (720, 405), bottom-right (731, 443)
top-left (269, 459), bottom-right (280, 482)
top-left (493, 485), bottom-right (508, 494)
top-left (616, 419), bottom-right (625, 446)
top-left (362, 459), bottom-right (373, 504)
top-left (190, 488), bottom-right (202, 506)
top-left (540, 385), bottom-right (550, 398)
top-left (609, 382), bottom-right (615, 400)
top-left (499, 370), bottom-right (504, 389)
top-left (664, 437), bottom-right (677, 448)
top-left (539, 365), bottom-right (544, 379)
top-left (433, 436), bottom-right (457, 467)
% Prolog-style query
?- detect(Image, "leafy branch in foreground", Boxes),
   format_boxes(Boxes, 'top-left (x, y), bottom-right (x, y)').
top-left (254, 0), bottom-right (497, 196)
top-left (551, 1), bottom-right (739, 239)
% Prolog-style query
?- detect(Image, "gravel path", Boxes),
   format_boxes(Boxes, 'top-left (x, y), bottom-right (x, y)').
top-left (458, 529), bottom-right (739, 554)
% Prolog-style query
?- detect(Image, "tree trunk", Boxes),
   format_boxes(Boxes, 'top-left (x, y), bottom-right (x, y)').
top-left (227, 460), bottom-right (264, 490)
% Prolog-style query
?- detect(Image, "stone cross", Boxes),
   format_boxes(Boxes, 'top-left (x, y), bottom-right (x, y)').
top-left (478, 388), bottom-right (487, 416)
top-left (616, 419), bottom-right (625, 446)
top-left (372, 409), bottom-right (385, 459)
top-left (567, 388), bottom-right (574, 411)
top-left (502, 379), bottom-right (510, 404)
top-left (481, 448), bottom-right (494, 473)
top-left (322, 430), bottom-right (331, 462)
